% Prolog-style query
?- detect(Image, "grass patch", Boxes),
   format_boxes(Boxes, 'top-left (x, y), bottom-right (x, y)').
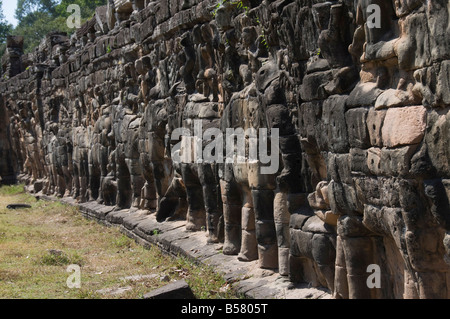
top-left (174, 255), bottom-right (234, 299)
top-left (0, 185), bottom-right (242, 299)
top-left (111, 235), bottom-right (133, 250)
top-left (37, 250), bottom-right (84, 267)
top-left (0, 184), bottom-right (25, 196)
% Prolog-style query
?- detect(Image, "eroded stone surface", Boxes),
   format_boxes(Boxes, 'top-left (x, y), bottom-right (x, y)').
top-left (381, 106), bottom-right (427, 148)
top-left (1, 0), bottom-right (449, 299)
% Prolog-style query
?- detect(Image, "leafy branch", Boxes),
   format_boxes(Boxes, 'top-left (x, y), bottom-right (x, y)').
top-left (254, 15), bottom-right (269, 50)
top-left (211, 0), bottom-right (228, 18)
top-left (211, 0), bottom-right (270, 50)
top-left (235, 1), bottom-right (249, 15)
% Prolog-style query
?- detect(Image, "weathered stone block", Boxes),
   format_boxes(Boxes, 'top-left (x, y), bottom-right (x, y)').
top-left (366, 108), bottom-right (386, 147)
top-left (367, 147), bottom-right (382, 176)
top-left (300, 70), bottom-right (332, 102)
top-left (423, 178), bottom-right (450, 229)
top-left (395, 12), bottom-right (431, 71)
top-left (375, 84), bottom-right (421, 109)
top-left (290, 228), bottom-right (314, 259)
top-left (327, 153), bottom-right (352, 184)
top-left (350, 148), bottom-right (370, 176)
top-left (381, 106), bottom-right (427, 148)
top-left (379, 145), bottom-right (419, 177)
top-left (252, 189), bottom-right (275, 221)
top-left (328, 181), bottom-right (363, 215)
top-left (298, 101), bottom-right (322, 145)
top-left (311, 233), bottom-right (336, 266)
top-left (322, 95), bottom-right (349, 153)
top-left (426, 0), bottom-right (450, 62)
top-left (346, 82), bottom-right (383, 108)
top-left (303, 216), bottom-right (335, 234)
top-left (345, 107), bottom-right (370, 149)
top-left (143, 280), bottom-right (196, 299)
top-left (425, 110), bottom-right (450, 177)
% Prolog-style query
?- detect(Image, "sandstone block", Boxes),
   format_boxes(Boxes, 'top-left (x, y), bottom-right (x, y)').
top-left (381, 106), bottom-right (426, 148)
top-left (346, 82), bottom-right (383, 108)
top-left (143, 280), bottom-right (196, 299)
top-left (426, 110), bottom-right (450, 176)
top-left (345, 107), bottom-right (370, 149)
top-left (395, 12), bottom-right (431, 70)
top-left (366, 109), bottom-right (386, 147)
top-left (375, 89), bottom-right (417, 110)
top-left (300, 70), bottom-right (332, 102)
top-left (290, 228), bottom-right (314, 259)
top-left (322, 95), bottom-right (349, 153)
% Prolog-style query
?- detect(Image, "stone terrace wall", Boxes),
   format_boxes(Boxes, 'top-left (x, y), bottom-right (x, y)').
top-left (0, 0), bottom-right (449, 298)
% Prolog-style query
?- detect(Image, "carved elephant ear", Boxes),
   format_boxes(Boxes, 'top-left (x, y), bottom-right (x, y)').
top-left (192, 25), bottom-right (203, 44)
top-left (215, 2), bottom-right (234, 31)
top-left (311, 2), bottom-right (333, 31)
top-left (135, 56), bottom-right (151, 75)
top-left (241, 26), bottom-right (258, 47)
top-left (200, 24), bottom-right (214, 43)
top-left (180, 32), bottom-right (192, 47)
top-left (255, 61), bottom-right (280, 92)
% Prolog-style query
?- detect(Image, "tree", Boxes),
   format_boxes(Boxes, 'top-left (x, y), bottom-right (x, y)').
top-left (13, 11), bottom-right (62, 53)
top-left (55, 0), bottom-right (107, 19)
top-left (12, 0), bottom-right (107, 53)
top-left (0, 0), bottom-right (12, 43)
top-left (15, 0), bottom-right (57, 21)
top-left (0, 0), bottom-right (13, 61)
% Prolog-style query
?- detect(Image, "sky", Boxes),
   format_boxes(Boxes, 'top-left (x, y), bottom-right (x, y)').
top-left (3, 0), bottom-right (18, 27)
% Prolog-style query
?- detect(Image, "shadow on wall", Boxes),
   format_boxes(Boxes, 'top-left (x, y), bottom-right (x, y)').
top-left (0, 0), bottom-right (449, 299)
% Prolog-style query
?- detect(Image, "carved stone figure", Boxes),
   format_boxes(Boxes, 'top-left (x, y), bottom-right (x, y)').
top-left (0, 0), bottom-right (448, 299)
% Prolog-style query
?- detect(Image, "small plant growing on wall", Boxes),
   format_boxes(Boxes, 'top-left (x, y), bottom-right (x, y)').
top-left (211, 0), bottom-right (228, 17)
top-left (212, 0), bottom-right (270, 50)
top-left (255, 15), bottom-right (269, 50)
top-left (235, 0), bottom-right (249, 15)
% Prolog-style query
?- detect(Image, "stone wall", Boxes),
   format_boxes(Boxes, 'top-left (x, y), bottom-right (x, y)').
top-left (0, 0), bottom-right (449, 298)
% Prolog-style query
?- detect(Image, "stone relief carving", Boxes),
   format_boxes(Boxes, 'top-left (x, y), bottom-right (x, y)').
top-left (0, 0), bottom-right (449, 298)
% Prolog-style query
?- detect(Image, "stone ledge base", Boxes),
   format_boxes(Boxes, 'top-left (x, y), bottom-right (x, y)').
top-left (32, 190), bottom-right (331, 299)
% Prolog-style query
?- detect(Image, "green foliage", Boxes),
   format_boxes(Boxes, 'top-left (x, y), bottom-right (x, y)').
top-left (15, 0), bottom-right (57, 21)
top-left (111, 234), bottom-right (133, 249)
top-left (8, 0), bottom-right (107, 54)
top-left (14, 12), bottom-right (69, 54)
top-left (212, 0), bottom-right (270, 50)
top-left (260, 32), bottom-right (269, 50)
top-left (235, 0), bottom-right (249, 15)
top-left (0, 184), bottom-right (25, 196)
top-left (211, 0), bottom-right (227, 18)
top-left (37, 250), bottom-right (84, 266)
top-left (211, 0), bottom-right (249, 17)
top-left (0, 1), bottom-right (12, 44)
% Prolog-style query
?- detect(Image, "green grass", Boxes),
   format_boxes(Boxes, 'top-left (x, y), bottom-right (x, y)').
top-left (37, 251), bottom-right (84, 267)
top-left (0, 184), bottom-right (26, 196)
top-left (0, 185), bottom-right (241, 299)
top-left (174, 256), bottom-right (233, 299)
top-left (111, 234), bottom-right (133, 250)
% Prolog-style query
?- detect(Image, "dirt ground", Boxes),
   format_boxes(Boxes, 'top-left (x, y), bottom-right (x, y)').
top-left (0, 185), bottom-right (236, 299)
